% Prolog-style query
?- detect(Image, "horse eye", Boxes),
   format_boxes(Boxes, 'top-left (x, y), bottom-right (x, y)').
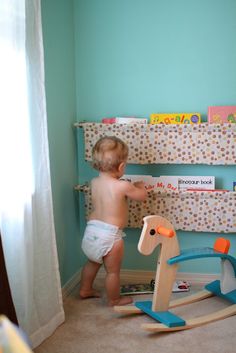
top-left (150, 229), bottom-right (156, 236)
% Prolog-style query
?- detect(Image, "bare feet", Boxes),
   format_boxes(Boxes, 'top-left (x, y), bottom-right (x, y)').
top-left (108, 296), bottom-right (133, 306)
top-left (79, 288), bottom-right (101, 299)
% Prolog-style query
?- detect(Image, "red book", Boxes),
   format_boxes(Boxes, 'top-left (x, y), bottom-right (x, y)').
top-left (102, 117), bottom-right (116, 124)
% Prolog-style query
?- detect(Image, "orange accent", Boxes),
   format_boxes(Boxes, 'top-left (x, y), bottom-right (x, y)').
top-left (156, 226), bottom-right (175, 238)
top-left (214, 237), bottom-right (230, 254)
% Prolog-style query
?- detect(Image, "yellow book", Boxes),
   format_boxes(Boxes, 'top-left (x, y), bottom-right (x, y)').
top-left (150, 113), bottom-right (201, 124)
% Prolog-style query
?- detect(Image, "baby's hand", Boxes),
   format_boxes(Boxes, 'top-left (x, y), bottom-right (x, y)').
top-left (133, 181), bottom-right (145, 189)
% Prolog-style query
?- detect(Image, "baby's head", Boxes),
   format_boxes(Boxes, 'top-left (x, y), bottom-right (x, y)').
top-left (92, 136), bottom-right (128, 173)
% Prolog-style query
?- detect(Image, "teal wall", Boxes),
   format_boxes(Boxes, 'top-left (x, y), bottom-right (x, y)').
top-left (42, 0), bottom-right (236, 286)
top-left (74, 0), bottom-right (236, 275)
top-left (41, 0), bottom-right (81, 286)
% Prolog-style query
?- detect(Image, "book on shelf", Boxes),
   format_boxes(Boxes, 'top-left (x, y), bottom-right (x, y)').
top-left (150, 112), bottom-right (201, 124)
top-left (177, 176), bottom-right (215, 190)
top-left (121, 175), bottom-right (154, 190)
top-left (159, 175), bottom-right (215, 191)
top-left (121, 175), bottom-right (215, 192)
top-left (121, 175), bottom-right (177, 192)
top-left (102, 116), bottom-right (148, 124)
top-left (208, 106), bottom-right (236, 124)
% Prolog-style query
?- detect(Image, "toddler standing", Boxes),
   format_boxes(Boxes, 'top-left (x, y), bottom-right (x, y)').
top-left (79, 136), bottom-right (147, 306)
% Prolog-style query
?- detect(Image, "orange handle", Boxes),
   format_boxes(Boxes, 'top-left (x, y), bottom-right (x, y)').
top-left (156, 226), bottom-right (175, 238)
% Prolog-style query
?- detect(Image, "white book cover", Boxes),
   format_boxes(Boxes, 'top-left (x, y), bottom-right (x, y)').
top-left (160, 176), bottom-right (215, 190)
top-left (115, 117), bottom-right (148, 124)
top-left (120, 175), bottom-right (215, 192)
top-left (158, 176), bottom-right (179, 192)
top-left (121, 175), bottom-right (153, 190)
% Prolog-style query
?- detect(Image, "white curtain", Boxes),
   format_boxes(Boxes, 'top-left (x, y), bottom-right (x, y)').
top-left (0, 0), bottom-right (65, 348)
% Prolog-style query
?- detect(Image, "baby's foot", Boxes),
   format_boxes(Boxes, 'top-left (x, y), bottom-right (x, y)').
top-left (108, 296), bottom-right (133, 306)
top-left (79, 288), bottom-right (101, 299)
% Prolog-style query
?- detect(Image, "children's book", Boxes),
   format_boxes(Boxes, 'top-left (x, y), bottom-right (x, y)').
top-left (157, 175), bottom-right (215, 191)
top-left (120, 283), bottom-right (154, 295)
top-left (121, 175), bottom-right (154, 191)
top-left (120, 175), bottom-right (215, 192)
top-left (177, 176), bottom-right (215, 190)
top-left (150, 113), bottom-right (201, 124)
top-left (120, 280), bottom-right (190, 295)
top-left (208, 106), bottom-right (236, 124)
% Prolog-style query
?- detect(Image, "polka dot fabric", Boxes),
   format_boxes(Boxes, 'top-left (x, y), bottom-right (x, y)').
top-left (75, 122), bottom-right (236, 233)
top-left (77, 185), bottom-right (236, 233)
top-left (77, 123), bottom-right (236, 164)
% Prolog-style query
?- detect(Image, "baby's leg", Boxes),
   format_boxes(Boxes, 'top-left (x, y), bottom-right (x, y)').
top-left (103, 239), bottom-right (133, 306)
top-left (79, 260), bottom-right (101, 298)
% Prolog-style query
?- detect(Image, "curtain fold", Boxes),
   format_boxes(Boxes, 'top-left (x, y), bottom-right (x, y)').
top-left (0, 0), bottom-right (65, 348)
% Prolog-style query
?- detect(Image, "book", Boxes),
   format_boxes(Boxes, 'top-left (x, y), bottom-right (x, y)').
top-left (159, 176), bottom-right (215, 191)
top-left (121, 175), bottom-right (215, 192)
top-left (102, 117), bottom-right (148, 124)
top-left (177, 176), bottom-right (215, 190)
top-left (121, 175), bottom-right (155, 191)
top-left (208, 106), bottom-right (236, 124)
top-left (155, 176), bottom-right (178, 192)
top-left (121, 175), bottom-right (178, 192)
top-left (120, 283), bottom-right (154, 295)
top-left (150, 113), bottom-right (201, 124)
top-left (120, 280), bottom-right (190, 295)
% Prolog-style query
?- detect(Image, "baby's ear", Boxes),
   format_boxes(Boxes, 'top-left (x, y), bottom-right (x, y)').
top-left (118, 161), bottom-right (126, 172)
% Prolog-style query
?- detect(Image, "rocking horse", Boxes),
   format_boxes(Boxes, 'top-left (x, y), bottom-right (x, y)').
top-left (114, 215), bottom-right (236, 332)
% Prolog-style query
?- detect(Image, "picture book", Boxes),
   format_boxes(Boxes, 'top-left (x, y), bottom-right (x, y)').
top-left (160, 175), bottom-right (215, 190)
top-left (121, 175), bottom-right (155, 191)
top-left (177, 176), bottom-right (215, 190)
top-left (150, 113), bottom-right (201, 124)
top-left (120, 283), bottom-right (154, 295)
top-left (208, 106), bottom-right (236, 124)
top-left (120, 175), bottom-right (215, 192)
top-left (120, 280), bottom-right (190, 295)
top-left (155, 176), bottom-right (178, 192)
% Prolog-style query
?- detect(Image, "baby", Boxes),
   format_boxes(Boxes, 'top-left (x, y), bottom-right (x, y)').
top-left (79, 136), bottom-right (147, 306)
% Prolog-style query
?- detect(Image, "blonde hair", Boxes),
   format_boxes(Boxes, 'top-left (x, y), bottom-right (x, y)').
top-left (92, 136), bottom-right (129, 172)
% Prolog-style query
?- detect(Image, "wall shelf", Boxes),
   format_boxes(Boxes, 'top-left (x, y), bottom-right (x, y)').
top-left (75, 122), bottom-right (236, 233)
top-left (75, 122), bottom-right (236, 165)
top-left (75, 185), bottom-right (236, 233)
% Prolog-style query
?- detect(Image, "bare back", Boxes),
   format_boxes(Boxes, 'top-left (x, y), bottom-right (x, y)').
top-left (89, 174), bottom-right (147, 229)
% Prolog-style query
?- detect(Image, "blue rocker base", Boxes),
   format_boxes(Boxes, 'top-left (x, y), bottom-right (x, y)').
top-left (135, 301), bottom-right (186, 327)
top-left (205, 280), bottom-right (236, 304)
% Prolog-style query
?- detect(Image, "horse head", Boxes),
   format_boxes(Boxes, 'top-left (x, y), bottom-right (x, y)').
top-left (138, 215), bottom-right (176, 256)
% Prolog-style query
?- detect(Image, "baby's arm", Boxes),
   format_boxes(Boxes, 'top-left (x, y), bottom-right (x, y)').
top-left (121, 180), bottom-right (147, 201)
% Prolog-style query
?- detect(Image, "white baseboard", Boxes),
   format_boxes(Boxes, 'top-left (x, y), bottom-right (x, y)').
top-left (62, 267), bottom-right (220, 299)
top-left (62, 269), bottom-right (81, 300)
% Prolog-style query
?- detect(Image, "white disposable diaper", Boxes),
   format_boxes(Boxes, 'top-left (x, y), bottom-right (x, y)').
top-left (81, 220), bottom-right (126, 264)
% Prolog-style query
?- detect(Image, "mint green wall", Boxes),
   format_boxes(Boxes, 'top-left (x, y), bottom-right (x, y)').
top-left (41, 0), bottom-right (81, 286)
top-left (74, 0), bottom-right (236, 274)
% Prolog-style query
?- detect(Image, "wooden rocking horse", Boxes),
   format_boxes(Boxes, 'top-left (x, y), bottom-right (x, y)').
top-left (114, 215), bottom-right (236, 332)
